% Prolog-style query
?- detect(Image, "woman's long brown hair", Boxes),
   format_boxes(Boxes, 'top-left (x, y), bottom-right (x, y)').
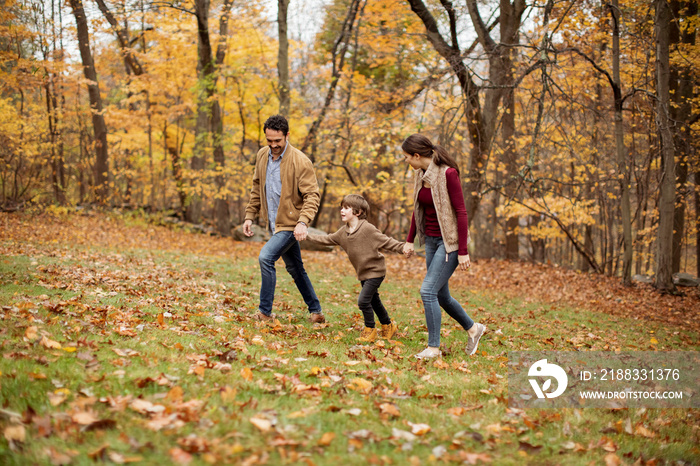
top-left (401, 134), bottom-right (459, 172)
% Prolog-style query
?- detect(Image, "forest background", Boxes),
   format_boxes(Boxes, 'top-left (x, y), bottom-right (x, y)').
top-left (1, 0), bottom-right (698, 291)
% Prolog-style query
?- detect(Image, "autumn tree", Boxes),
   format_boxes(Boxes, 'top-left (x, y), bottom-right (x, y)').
top-left (68, 0), bottom-right (109, 203)
top-left (466, 0), bottom-right (527, 259)
top-left (670, 0), bottom-right (698, 274)
top-left (277, 0), bottom-right (290, 116)
top-left (405, 0), bottom-right (515, 223)
top-left (655, 0), bottom-right (676, 292)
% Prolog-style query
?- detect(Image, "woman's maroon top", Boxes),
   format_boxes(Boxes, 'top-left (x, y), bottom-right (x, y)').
top-left (407, 167), bottom-right (469, 255)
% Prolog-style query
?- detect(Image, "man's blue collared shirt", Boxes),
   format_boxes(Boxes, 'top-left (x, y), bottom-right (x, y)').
top-left (265, 141), bottom-right (288, 233)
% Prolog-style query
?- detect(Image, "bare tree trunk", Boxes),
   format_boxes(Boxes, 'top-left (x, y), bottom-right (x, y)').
top-left (179, 0), bottom-right (233, 231)
top-left (670, 0), bottom-right (697, 273)
top-left (165, 124), bottom-right (187, 216)
top-left (140, 0), bottom-right (155, 211)
top-left (696, 171), bottom-right (700, 277)
top-left (503, 95), bottom-right (519, 260)
top-left (212, 0), bottom-right (233, 235)
top-left (277, 0), bottom-right (290, 116)
top-left (654, 0), bottom-right (676, 292)
top-left (69, 0), bottom-right (109, 203)
top-left (610, 0), bottom-right (633, 284)
top-left (43, 0), bottom-right (66, 205)
top-left (186, 0), bottom-right (213, 223)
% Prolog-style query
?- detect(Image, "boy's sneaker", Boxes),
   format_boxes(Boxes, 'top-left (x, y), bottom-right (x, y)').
top-left (466, 323), bottom-right (486, 355)
top-left (358, 327), bottom-right (377, 342)
top-left (380, 321), bottom-right (398, 340)
top-left (309, 312), bottom-right (326, 324)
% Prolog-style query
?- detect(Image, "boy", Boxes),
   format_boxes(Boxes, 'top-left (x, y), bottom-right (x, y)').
top-left (306, 194), bottom-right (404, 342)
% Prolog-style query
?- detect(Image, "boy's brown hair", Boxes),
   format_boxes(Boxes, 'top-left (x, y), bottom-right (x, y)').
top-left (341, 194), bottom-right (369, 220)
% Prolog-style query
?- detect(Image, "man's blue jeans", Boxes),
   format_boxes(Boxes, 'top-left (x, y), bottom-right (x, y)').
top-left (258, 230), bottom-right (322, 316)
top-left (422, 236), bottom-right (474, 347)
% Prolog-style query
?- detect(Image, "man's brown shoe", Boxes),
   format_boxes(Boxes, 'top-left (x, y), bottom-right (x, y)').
top-left (252, 311), bottom-right (275, 321)
top-left (309, 312), bottom-right (326, 324)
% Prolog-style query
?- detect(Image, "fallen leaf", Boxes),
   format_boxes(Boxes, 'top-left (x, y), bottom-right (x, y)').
top-left (169, 447), bottom-right (193, 465)
top-left (46, 446), bottom-right (74, 465)
top-left (108, 452), bottom-right (127, 464)
top-left (391, 428), bottom-right (417, 442)
top-left (240, 367), bottom-right (253, 381)
top-left (48, 390), bottom-right (69, 406)
top-left (130, 399), bottom-right (166, 415)
top-left (249, 416), bottom-right (273, 433)
top-left (166, 386), bottom-right (184, 403)
top-left (251, 335), bottom-right (265, 346)
top-left (220, 386), bottom-right (237, 403)
top-left (347, 378), bottom-right (372, 393)
top-left (378, 403), bottom-right (400, 417)
top-left (72, 411), bottom-right (99, 425)
top-left (518, 441), bottom-right (543, 453)
top-left (461, 452), bottom-right (492, 464)
top-left (318, 432), bottom-right (335, 446)
top-left (40, 336), bottom-right (61, 349)
top-left (82, 419), bottom-right (117, 431)
top-left (433, 359), bottom-right (450, 369)
top-left (602, 438), bottom-right (618, 452)
top-left (604, 453), bottom-right (621, 466)
top-left (4, 424), bottom-right (26, 443)
top-left (25, 326), bottom-right (38, 341)
top-left (88, 444), bottom-right (109, 461)
top-left (634, 424), bottom-right (656, 438)
top-left (408, 422), bottom-right (431, 436)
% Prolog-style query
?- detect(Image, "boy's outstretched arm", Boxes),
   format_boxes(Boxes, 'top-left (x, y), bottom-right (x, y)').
top-left (306, 230), bottom-right (340, 246)
top-left (371, 229), bottom-right (405, 254)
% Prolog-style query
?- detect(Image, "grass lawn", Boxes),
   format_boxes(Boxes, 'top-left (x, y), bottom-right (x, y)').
top-left (1, 210), bottom-right (699, 465)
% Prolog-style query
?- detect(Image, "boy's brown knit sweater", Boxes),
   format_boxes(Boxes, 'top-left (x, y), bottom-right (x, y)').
top-left (307, 220), bottom-right (405, 281)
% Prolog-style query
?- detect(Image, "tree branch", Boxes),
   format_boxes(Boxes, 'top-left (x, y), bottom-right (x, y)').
top-left (93, 0), bottom-right (144, 75)
top-left (466, 0), bottom-right (497, 52)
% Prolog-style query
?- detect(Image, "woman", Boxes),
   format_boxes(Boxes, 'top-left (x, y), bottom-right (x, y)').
top-left (401, 134), bottom-right (486, 359)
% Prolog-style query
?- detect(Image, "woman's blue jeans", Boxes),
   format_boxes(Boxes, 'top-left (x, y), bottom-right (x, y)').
top-left (422, 236), bottom-right (474, 347)
top-left (258, 230), bottom-right (322, 317)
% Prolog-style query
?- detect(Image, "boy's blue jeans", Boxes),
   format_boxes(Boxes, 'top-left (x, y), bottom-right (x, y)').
top-left (258, 230), bottom-right (322, 317)
top-left (422, 236), bottom-right (474, 347)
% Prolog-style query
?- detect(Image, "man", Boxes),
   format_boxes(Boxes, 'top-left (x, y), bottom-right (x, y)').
top-left (242, 115), bottom-right (326, 323)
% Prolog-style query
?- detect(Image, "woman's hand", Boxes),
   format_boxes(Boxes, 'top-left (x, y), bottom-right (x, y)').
top-left (403, 242), bottom-right (415, 258)
top-left (457, 254), bottom-right (470, 271)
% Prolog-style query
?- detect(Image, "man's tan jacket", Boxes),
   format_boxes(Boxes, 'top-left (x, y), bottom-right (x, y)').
top-left (245, 144), bottom-right (320, 232)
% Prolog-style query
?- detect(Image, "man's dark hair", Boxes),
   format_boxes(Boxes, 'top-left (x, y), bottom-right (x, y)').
top-left (264, 115), bottom-right (289, 135)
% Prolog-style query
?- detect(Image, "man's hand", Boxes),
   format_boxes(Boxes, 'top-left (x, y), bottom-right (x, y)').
top-left (403, 242), bottom-right (414, 258)
top-left (294, 222), bottom-right (308, 241)
top-left (243, 219), bottom-right (254, 237)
